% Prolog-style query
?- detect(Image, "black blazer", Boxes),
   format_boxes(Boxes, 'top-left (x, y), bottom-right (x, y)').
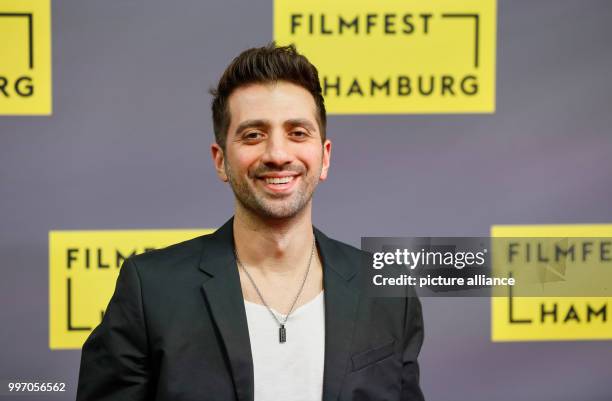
top-left (76, 218), bottom-right (425, 401)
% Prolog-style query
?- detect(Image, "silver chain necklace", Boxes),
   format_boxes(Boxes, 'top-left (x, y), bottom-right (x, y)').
top-left (235, 235), bottom-right (316, 344)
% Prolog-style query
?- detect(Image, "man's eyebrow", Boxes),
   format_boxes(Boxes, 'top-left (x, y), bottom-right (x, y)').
top-left (235, 118), bottom-right (318, 135)
top-left (284, 118), bottom-right (317, 132)
top-left (235, 119), bottom-right (271, 135)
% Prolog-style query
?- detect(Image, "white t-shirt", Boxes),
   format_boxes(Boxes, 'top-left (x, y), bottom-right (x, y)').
top-left (244, 291), bottom-right (325, 401)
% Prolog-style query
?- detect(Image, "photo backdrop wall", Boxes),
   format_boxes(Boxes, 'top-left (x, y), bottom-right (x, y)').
top-left (1, 1), bottom-right (611, 400)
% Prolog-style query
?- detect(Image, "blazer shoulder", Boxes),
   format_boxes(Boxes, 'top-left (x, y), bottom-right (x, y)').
top-left (325, 236), bottom-right (364, 258)
top-left (316, 229), bottom-right (369, 274)
top-left (128, 232), bottom-right (211, 274)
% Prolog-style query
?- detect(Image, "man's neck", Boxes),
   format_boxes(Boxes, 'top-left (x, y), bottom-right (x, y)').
top-left (232, 203), bottom-right (315, 275)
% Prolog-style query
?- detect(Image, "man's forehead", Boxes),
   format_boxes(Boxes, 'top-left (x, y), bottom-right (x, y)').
top-left (227, 81), bottom-right (318, 129)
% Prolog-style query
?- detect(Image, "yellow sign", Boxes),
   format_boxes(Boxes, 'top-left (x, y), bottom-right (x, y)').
top-left (491, 225), bottom-right (612, 342)
top-left (49, 229), bottom-right (214, 349)
top-left (274, 0), bottom-right (496, 114)
top-left (0, 0), bottom-right (51, 115)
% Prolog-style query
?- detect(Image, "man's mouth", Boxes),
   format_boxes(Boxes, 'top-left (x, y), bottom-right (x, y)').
top-left (264, 176), bottom-right (294, 185)
top-left (257, 174), bottom-right (299, 193)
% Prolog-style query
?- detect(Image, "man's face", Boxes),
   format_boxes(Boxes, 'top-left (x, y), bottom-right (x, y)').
top-left (211, 81), bottom-right (331, 220)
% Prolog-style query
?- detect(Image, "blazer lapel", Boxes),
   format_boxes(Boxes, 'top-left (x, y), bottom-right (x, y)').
top-left (315, 228), bottom-right (361, 401)
top-left (199, 218), bottom-right (254, 401)
top-left (198, 219), bottom-right (361, 401)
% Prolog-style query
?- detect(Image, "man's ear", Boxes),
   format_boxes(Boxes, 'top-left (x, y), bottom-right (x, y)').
top-left (319, 139), bottom-right (332, 181)
top-left (211, 143), bottom-right (229, 182)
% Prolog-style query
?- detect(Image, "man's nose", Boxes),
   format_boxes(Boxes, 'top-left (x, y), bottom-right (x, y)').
top-left (261, 133), bottom-right (293, 167)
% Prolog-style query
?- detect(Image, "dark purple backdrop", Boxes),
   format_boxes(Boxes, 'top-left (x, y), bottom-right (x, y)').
top-left (1, 1), bottom-right (611, 400)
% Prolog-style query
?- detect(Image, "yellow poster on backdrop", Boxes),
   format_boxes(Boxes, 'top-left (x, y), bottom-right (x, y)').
top-left (491, 225), bottom-right (612, 342)
top-left (0, 0), bottom-right (51, 115)
top-left (274, 0), bottom-right (496, 113)
top-left (49, 229), bottom-right (213, 350)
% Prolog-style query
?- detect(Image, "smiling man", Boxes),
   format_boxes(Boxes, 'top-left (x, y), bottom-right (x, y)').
top-left (76, 43), bottom-right (425, 401)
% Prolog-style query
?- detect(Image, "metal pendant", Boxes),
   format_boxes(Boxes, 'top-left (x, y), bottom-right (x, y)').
top-left (279, 324), bottom-right (286, 343)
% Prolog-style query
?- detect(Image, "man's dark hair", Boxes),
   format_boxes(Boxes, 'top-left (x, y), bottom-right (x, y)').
top-left (210, 43), bottom-right (326, 150)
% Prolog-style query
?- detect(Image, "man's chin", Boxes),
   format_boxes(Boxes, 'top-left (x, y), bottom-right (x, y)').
top-left (243, 198), bottom-right (307, 220)
top-left (256, 204), bottom-right (302, 220)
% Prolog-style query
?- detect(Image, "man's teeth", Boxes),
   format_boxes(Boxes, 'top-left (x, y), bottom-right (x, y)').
top-left (265, 176), bottom-right (293, 184)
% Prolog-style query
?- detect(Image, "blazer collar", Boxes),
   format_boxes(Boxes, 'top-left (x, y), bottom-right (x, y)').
top-left (199, 217), bottom-right (360, 401)
top-left (198, 217), bottom-right (357, 281)
top-left (199, 218), bottom-right (253, 401)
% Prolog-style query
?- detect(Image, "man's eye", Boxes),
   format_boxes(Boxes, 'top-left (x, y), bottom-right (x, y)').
top-left (244, 132), bottom-right (263, 140)
top-left (290, 131), bottom-right (308, 138)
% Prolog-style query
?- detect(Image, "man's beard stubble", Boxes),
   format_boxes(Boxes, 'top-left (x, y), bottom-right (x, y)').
top-left (224, 160), bottom-right (320, 220)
